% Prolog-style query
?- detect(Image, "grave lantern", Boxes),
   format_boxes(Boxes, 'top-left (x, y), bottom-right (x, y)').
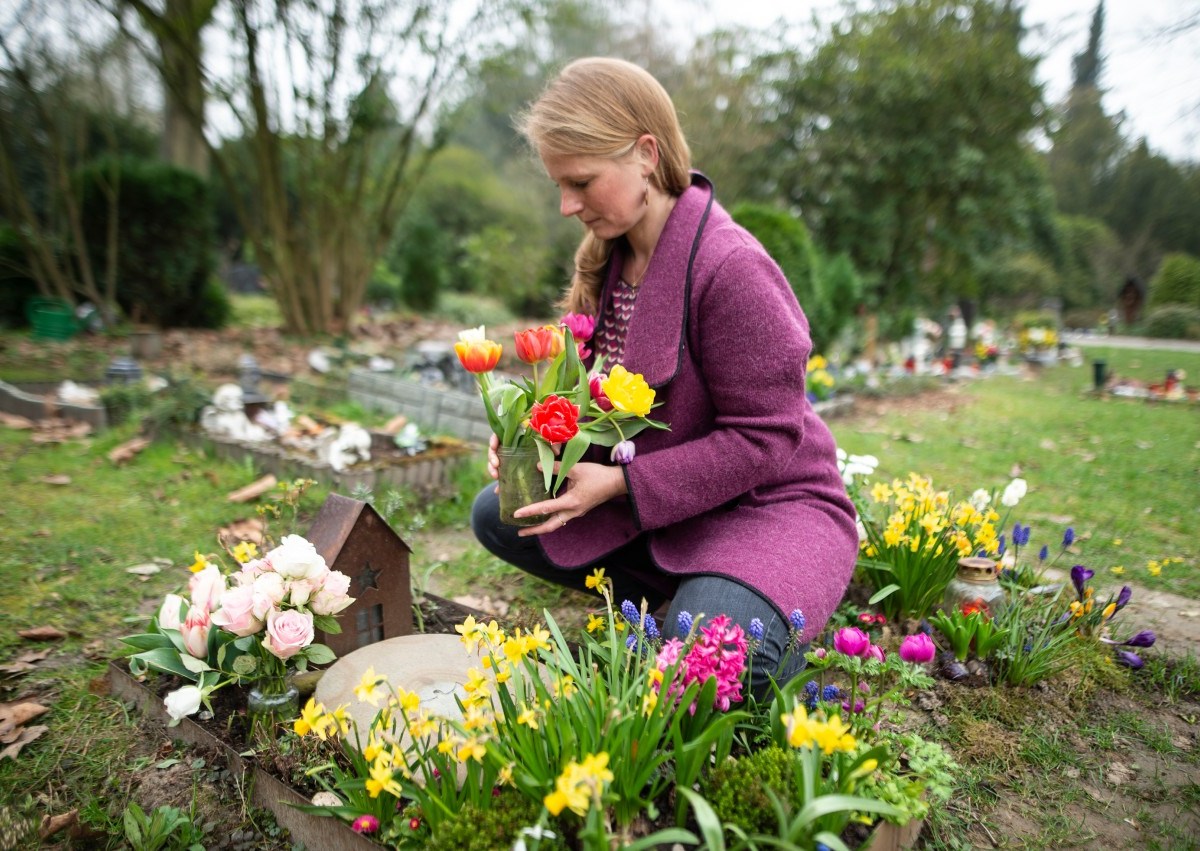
top-left (306, 493), bottom-right (413, 656)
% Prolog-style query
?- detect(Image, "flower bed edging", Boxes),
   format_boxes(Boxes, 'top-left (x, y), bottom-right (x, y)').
top-left (107, 661), bottom-right (377, 851)
top-left (0, 379), bottom-right (108, 430)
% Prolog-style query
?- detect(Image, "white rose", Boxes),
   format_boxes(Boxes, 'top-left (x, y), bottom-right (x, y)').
top-left (188, 564), bottom-right (226, 613)
top-left (1001, 478), bottom-right (1028, 507)
top-left (252, 572), bottom-right (286, 620)
top-left (158, 594), bottom-right (186, 630)
top-left (288, 579), bottom-right (316, 608)
top-left (164, 685), bottom-right (202, 722)
top-left (268, 535), bottom-right (329, 582)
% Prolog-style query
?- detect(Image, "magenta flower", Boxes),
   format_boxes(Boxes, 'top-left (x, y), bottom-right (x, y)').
top-left (352, 815), bottom-right (380, 834)
top-left (832, 627), bottom-right (871, 658)
top-left (589, 374), bottom-right (614, 412)
top-left (899, 633), bottom-right (936, 664)
top-left (561, 312), bottom-right (595, 343)
top-left (866, 644), bottom-right (886, 663)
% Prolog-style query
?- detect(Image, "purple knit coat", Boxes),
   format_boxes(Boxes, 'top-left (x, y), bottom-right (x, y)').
top-left (540, 174), bottom-right (858, 642)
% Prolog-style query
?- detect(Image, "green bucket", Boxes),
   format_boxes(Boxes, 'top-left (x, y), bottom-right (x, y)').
top-left (26, 297), bottom-right (79, 341)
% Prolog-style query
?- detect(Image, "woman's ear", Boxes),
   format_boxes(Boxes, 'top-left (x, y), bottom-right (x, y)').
top-left (634, 134), bottom-right (660, 175)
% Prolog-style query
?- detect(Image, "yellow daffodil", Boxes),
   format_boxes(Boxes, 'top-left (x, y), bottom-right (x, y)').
top-left (585, 567), bottom-right (609, 592)
top-left (394, 686), bottom-right (420, 715)
top-left (455, 615), bottom-right (481, 652)
top-left (1113, 538), bottom-right (1123, 546)
top-left (601, 365), bottom-right (655, 417)
top-left (293, 697), bottom-right (326, 737)
top-left (586, 614), bottom-right (605, 634)
top-left (457, 737), bottom-right (487, 763)
top-left (870, 482), bottom-right (892, 503)
top-left (231, 541), bottom-right (258, 564)
top-left (1147, 561), bottom-right (1162, 577)
top-left (1110, 566), bottom-right (1125, 576)
top-left (188, 551), bottom-right (209, 573)
top-left (365, 756), bottom-right (402, 798)
top-left (354, 666), bottom-right (388, 706)
top-left (785, 705), bottom-right (817, 749)
top-left (553, 675), bottom-right (577, 699)
top-left (517, 707), bottom-right (540, 729)
top-left (812, 714), bottom-right (857, 755)
top-left (544, 753), bottom-right (613, 816)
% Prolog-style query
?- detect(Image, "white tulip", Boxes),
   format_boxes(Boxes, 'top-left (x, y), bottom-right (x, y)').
top-left (163, 685), bottom-right (202, 722)
top-left (1001, 478), bottom-right (1028, 507)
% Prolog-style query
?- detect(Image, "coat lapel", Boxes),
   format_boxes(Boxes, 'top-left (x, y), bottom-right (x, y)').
top-left (609, 173), bottom-right (714, 389)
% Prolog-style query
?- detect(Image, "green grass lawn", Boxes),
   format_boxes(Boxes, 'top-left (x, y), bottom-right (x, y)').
top-left (829, 347), bottom-right (1200, 600)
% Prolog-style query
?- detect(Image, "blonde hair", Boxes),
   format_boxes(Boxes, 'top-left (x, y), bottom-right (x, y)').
top-left (517, 57), bottom-right (691, 314)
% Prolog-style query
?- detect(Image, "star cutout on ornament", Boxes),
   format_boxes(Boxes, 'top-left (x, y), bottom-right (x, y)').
top-left (355, 561), bottom-right (381, 595)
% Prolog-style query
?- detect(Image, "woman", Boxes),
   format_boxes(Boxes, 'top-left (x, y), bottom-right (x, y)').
top-left (470, 57), bottom-right (857, 689)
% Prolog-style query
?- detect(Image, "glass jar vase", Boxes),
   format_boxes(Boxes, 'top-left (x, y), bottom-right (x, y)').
top-left (497, 443), bottom-right (551, 527)
top-left (245, 674), bottom-right (299, 744)
top-left (943, 557), bottom-right (1008, 619)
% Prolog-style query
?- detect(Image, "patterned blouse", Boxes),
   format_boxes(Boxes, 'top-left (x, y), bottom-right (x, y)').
top-left (593, 278), bottom-right (638, 367)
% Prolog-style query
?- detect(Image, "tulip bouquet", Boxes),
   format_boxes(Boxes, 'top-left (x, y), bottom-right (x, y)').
top-left (453, 317), bottom-right (668, 497)
top-left (123, 532), bottom-right (354, 727)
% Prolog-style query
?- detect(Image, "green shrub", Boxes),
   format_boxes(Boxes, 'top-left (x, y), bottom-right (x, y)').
top-left (0, 225), bottom-right (41, 329)
top-left (432, 291), bottom-right (516, 328)
top-left (76, 156), bottom-right (221, 328)
top-left (1141, 305), bottom-right (1200, 340)
top-left (699, 745), bottom-right (796, 835)
top-left (1149, 252), bottom-right (1200, 309)
top-left (424, 789), bottom-right (569, 851)
top-left (396, 207), bottom-right (448, 312)
top-left (366, 260), bottom-right (403, 307)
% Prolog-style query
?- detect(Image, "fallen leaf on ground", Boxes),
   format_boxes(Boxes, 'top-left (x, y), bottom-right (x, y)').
top-left (30, 419), bottom-right (92, 443)
top-left (0, 725), bottom-right (48, 760)
top-left (39, 474), bottom-right (72, 485)
top-left (107, 436), bottom-right (150, 464)
top-left (125, 563), bottom-right (162, 577)
top-left (0, 412), bottom-right (34, 429)
top-left (39, 810), bottom-right (78, 841)
top-left (81, 640), bottom-right (107, 661)
top-left (382, 414), bottom-right (409, 434)
top-left (17, 626), bottom-right (65, 641)
top-left (1105, 761), bottom-right (1136, 785)
top-left (226, 474), bottom-right (278, 503)
top-left (32, 529), bottom-right (51, 538)
top-left (0, 702), bottom-right (49, 736)
top-left (218, 517), bottom-right (265, 548)
top-left (0, 649), bottom-right (52, 677)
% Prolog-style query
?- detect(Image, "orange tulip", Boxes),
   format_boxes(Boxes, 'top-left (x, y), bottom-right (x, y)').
top-left (454, 339), bottom-right (502, 374)
top-left (514, 326), bottom-right (563, 364)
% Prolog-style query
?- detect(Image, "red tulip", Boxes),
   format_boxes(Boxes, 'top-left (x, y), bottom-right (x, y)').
top-left (514, 326), bottom-right (563, 364)
top-left (529, 394), bottom-right (579, 443)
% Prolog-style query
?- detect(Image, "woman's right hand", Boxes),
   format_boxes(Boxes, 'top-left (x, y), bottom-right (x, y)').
top-left (487, 433), bottom-right (500, 481)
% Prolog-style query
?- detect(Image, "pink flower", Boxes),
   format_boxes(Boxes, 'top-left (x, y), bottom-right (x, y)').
top-left (210, 585), bottom-right (265, 637)
top-left (561, 312), bottom-right (595, 343)
top-left (157, 594), bottom-right (186, 630)
top-left (263, 609), bottom-right (314, 660)
top-left (188, 564), bottom-right (225, 613)
top-left (832, 627), bottom-right (871, 657)
top-left (310, 570), bottom-right (354, 616)
top-left (352, 814), bottom-right (380, 834)
top-left (251, 573), bottom-right (287, 619)
top-left (589, 374), bottom-right (614, 412)
top-left (655, 638), bottom-right (686, 671)
top-left (899, 633), bottom-right (936, 664)
top-left (866, 644), bottom-right (886, 663)
top-left (180, 605), bottom-right (211, 659)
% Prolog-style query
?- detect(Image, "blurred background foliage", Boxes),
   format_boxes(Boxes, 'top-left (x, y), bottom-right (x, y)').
top-left (1, 0), bottom-right (1198, 344)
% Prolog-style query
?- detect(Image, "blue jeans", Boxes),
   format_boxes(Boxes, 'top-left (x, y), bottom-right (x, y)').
top-left (470, 485), bottom-right (806, 694)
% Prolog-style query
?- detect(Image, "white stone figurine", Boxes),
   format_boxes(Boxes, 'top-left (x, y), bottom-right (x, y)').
top-left (199, 383), bottom-right (269, 442)
top-left (324, 423), bottom-right (372, 472)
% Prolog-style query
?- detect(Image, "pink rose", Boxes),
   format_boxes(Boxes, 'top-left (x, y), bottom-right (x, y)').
top-left (310, 571), bottom-right (354, 616)
top-left (251, 573), bottom-right (286, 619)
top-left (899, 633), bottom-right (937, 664)
top-left (832, 627), bottom-right (871, 658)
top-left (188, 564), bottom-right (226, 613)
top-left (236, 558), bottom-right (269, 585)
top-left (210, 585), bottom-right (264, 637)
top-left (264, 609), bottom-right (314, 660)
top-left (180, 605), bottom-right (211, 659)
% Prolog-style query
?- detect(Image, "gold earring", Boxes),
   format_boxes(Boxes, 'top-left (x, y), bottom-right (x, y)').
top-left (643, 176), bottom-right (650, 207)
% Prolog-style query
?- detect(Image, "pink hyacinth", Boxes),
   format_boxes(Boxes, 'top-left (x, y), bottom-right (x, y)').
top-left (832, 626), bottom-right (871, 658)
top-left (653, 616), bottom-right (748, 713)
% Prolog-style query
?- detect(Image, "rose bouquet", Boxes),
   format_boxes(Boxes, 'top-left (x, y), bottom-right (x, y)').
top-left (123, 534), bottom-right (354, 728)
top-left (454, 317), bottom-right (668, 510)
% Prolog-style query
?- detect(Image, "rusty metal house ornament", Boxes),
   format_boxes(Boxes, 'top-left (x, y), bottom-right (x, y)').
top-left (305, 493), bottom-right (413, 656)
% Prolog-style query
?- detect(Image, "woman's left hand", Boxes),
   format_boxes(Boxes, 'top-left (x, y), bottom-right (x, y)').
top-left (515, 461), bottom-right (628, 537)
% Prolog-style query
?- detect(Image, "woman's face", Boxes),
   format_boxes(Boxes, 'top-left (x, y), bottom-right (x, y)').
top-left (541, 150), bottom-right (646, 240)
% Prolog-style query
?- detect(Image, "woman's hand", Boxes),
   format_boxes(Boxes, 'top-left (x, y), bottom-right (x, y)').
top-left (486, 433), bottom-right (501, 485)
top-left (515, 461), bottom-right (628, 537)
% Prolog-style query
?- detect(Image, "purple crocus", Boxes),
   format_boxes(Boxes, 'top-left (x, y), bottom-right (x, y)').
top-left (1070, 565), bottom-right (1094, 599)
top-left (1113, 585), bottom-right (1132, 615)
top-left (610, 440), bottom-right (636, 465)
top-left (1102, 630), bottom-right (1156, 648)
top-left (1114, 650), bottom-right (1144, 669)
top-left (676, 610), bottom-right (694, 635)
top-left (748, 618), bottom-right (765, 641)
